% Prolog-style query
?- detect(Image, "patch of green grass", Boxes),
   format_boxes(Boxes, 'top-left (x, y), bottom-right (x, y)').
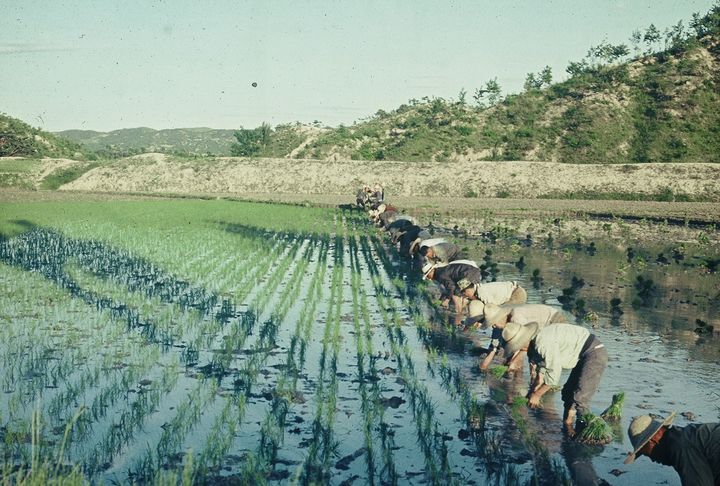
top-left (40, 163), bottom-right (100, 190)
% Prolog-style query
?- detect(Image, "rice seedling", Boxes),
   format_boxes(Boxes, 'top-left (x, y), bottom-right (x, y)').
top-left (575, 413), bottom-right (612, 445)
top-left (600, 392), bottom-right (625, 421)
top-left (489, 365), bottom-right (509, 379)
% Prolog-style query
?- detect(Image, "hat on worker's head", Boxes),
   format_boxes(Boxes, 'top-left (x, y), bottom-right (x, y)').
top-left (624, 412), bottom-right (676, 465)
top-left (421, 262), bottom-right (437, 280)
top-left (483, 304), bottom-right (513, 327)
top-left (457, 278), bottom-right (475, 292)
top-left (467, 300), bottom-right (485, 320)
top-left (377, 204), bottom-right (387, 213)
top-left (501, 321), bottom-right (539, 356)
top-left (409, 238), bottom-right (423, 255)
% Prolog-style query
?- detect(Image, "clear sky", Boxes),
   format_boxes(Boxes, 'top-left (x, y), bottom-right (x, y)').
top-left (1, 0), bottom-right (716, 132)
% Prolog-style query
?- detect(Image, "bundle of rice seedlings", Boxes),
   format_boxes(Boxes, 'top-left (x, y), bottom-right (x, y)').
top-left (489, 365), bottom-right (508, 379)
top-left (575, 413), bottom-right (612, 445)
top-left (600, 392), bottom-right (625, 421)
top-left (512, 396), bottom-right (529, 407)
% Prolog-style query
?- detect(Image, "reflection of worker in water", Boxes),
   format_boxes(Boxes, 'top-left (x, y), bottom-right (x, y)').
top-left (625, 412), bottom-right (720, 486)
top-left (474, 302), bottom-right (564, 373)
top-left (501, 321), bottom-right (608, 433)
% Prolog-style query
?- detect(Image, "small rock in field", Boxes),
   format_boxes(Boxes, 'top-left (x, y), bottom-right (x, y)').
top-left (609, 469), bottom-right (626, 476)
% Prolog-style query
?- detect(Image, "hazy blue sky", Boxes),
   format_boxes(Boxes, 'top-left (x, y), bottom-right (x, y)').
top-left (1, 0), bottom-right (716, 132)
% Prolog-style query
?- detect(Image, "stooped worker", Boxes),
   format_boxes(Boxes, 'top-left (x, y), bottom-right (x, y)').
top-left (356, 186), bottom-right (371, 209)
top-left (397, 225), bottom-right (431, 257)
top-left (372, 183), bottom-right (384, 204)
top-left (624, 413), bottom-right (720, 486)
top-left (501, 321), bottom-right (608, 434)
top-left (385, 218), bottom-right (416, 244)
top-left (477, 302), bottom-right (566, 372)
top-left (414, 238), bottom-right (467, 263)
top-left (422, 260), bottom-right (480, 319)
top-left (459, 279), bottom-right (528, 324)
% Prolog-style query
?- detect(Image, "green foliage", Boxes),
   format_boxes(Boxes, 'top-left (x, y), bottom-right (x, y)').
top-left (600, 392), bottom-right (625, 420)
top-left (0, 113), bottom-right (82, 158)
top-left (40, 162), bottom-right (100, 190)
top-left (230, 122), bottom-right (272, 157)
top-left (576, 413), bottom-right (613, 444)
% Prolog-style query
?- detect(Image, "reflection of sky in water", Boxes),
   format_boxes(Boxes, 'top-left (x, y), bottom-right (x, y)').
top-left (428, 233), bottom-right (720, 485)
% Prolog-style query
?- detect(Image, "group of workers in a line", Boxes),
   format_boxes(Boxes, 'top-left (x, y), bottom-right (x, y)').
top-left (360, 194), bottom-right (719, 486)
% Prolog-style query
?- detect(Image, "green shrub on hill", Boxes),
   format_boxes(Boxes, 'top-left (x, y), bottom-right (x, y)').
top-left (0, 113), bottom-right (82, 158)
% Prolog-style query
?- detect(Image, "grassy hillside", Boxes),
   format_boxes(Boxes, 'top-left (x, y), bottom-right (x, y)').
top-left (56, 126), bottom-right (237, 157)
top-left (244, 4), bottom-right (720, 164)
top-left (0, 113), bottom-right (82, 158)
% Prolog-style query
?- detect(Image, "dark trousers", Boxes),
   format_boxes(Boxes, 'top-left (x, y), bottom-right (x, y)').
top-left (561, 334), bottom-right (608, 416)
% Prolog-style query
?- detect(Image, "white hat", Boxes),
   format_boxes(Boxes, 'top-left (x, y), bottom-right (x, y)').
top-left (467, 300), bottom-right (485, 318)
top-left (377, 204), bottom-right (387, 213)
top-left (483, 304), bottom-right (512, 327)
top-left (624, 413), bottom-right (676, 464)
top-left (501, 321), bottom-right (539, 356)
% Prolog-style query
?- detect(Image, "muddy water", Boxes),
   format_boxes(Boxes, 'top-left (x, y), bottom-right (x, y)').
top-left (396, 231), bottom-right (720, 485)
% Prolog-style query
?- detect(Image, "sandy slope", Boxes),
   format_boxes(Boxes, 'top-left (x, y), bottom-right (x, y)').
top-left (62, 154), bottom-right (720, 202)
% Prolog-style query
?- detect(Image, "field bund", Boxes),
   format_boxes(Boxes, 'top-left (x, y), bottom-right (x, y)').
top-left (59, 153), bottom-right (720, 202)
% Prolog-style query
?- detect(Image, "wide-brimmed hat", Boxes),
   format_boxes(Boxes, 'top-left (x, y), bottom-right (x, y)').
top-left (419, 237), bottom-right (446, 249)
top-left (467, 300), bottom-right (485, 319)
top-left (501, 321), bottom-right (539, 356)
top-left (409, 238), bottom-right (422, 255)
top-left (377, 204), bottom-right (387, 213)
top-left (483, 304), bottom-right (512, 327)
top-left (624, 412), bottom-right (676, 464)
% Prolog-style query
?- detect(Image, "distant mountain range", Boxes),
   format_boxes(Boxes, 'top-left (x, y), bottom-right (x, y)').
top-left (56, 127), bottom-right (238, 156)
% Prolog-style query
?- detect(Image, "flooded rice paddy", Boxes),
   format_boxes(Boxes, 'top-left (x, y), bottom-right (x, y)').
top-left (0, 199), bottom-right (717, 485)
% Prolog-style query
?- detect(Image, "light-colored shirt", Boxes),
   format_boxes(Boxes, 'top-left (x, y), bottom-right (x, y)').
top-left (489, 304), bottom-right (565, 349)
top-left (531, 323), bottom-right (590, 386)
top-left (509, 304), bottom-right (566, 326)
top-left (476, 281), bottom-right (518, 304)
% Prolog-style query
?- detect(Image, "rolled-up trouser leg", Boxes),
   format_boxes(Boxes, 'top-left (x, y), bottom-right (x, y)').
top-left (507, 285), bottom-right (528, 304)
top-left (561, 344), bottom-right (608, 416)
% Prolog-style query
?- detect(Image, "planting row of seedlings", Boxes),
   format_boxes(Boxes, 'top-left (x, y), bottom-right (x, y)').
top-left (0, 203), bottom-right (341, 481)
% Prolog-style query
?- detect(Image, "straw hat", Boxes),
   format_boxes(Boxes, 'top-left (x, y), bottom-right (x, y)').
top-left (483, 304), bottom-right (513, 327)
top-left (409, 238), bottom-right (422, 255)
top-left (467, 300), bottom-right (485, 319)
top-left (419, 238), bottom-right (446, 249)
top-left (501, 321), bottom-right (539, 356)
top-left (624, 412), bottom-right (676, 464)
top-left (377, 204), bottom-right (387, 213)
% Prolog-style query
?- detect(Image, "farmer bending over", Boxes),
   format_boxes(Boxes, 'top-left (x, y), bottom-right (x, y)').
top-left (422, 260), bottom-right (480, 322)
top-left (625, 413), bottom-right (720, 486)
top-left (501, 321), bottom-right (607, 434)
top-left (478, 303), bottom-right (565, 373)
top-left (459, 279), bottom-right (527, 326)
top-left (416, 238), bottom-right (467, 263)
top-left (398, 225), bottom-right (431, 257)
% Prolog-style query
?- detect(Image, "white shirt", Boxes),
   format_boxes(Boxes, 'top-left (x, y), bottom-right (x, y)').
top-left (532, 323), bottom-right (590, 386)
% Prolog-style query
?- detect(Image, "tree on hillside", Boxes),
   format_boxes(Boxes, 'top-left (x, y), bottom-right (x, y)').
top-left (230, 122), bottom-right (272, 157)
top-left (474, 78), bottom-right (502, 107)
top-left (643, 24), bottom-right (661, 54)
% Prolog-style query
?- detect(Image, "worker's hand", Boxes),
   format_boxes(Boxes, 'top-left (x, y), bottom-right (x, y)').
top-left (440, 299), bottom-right (450, 309)
top-left (527, 392), bottom-right (543, 409)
